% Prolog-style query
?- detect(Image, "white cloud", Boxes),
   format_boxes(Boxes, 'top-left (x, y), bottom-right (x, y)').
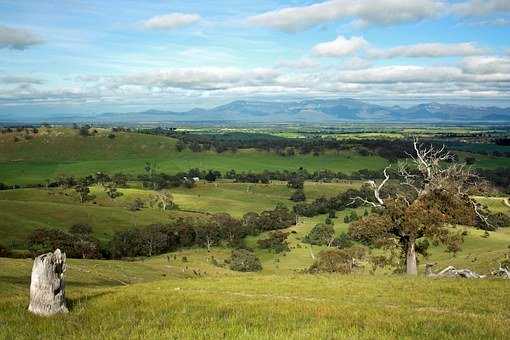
top-left (142, 13), bottom-right (201, 30)
top-left (3, 59), bottom-right (510, 106)
top-left (0, 26), bottom-right (43, 50)
top-left (460, 56), bottom-right (510, 74)
top-left (276, 58), bottom-right (320, 69)
top-left (452, 0), bottom-right (510, 16)
top-left (312, 36), bottom-right (487, 59)
top-left (313, 35), bottom-right (368, 57)
top-left (340, 57), bottom-right (372, 70)
top-left (367, 42), bottom-right (487, 59)
top-left (469, 18), bottom-right (510, 27)
top-left (246, 0), bottom-right (443, 32)
top-left (110, 67), bottom-right (280, 90)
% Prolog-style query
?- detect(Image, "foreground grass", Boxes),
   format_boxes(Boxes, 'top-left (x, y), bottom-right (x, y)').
top-left (1, 256), bottom-right (509, 339)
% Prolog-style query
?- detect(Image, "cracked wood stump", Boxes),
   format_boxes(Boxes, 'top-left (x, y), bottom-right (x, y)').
top-left (28, 249), bottom-right (68, 316)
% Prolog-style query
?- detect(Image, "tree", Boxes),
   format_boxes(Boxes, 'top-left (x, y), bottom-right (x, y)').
top-left (150, 190), bottom-right (173, 211)
top-left (78, 125), bottom-right (90, 137)
top-left (95, 172), bottom-right (110, 186)
top-left (287, 175), bottom-right (304, 189)
top-left (308, 246), bottom-right (366, 274)
top-left (205, 170), bottom-right (217, 182)
top-left (176, 140), bottom-right (186, 152)
top-left (75, 182), bottom-right (93, 203)
top-left (229, 249), bottom-right (262, 272)
top-left (195, 223), bottom-right (221, 252)
top-left (69, 223), bottom-right (92, 235)
top-left (112, 173), bottom-right (128, 187)
top-left (348, 140), bottom-right (487, 275)
top-left (257, 231), bottom-right (290, 253)
top-left (105, 184), bottom-right (123, 200)
top-left (303, 223), bottom-right (335, 246)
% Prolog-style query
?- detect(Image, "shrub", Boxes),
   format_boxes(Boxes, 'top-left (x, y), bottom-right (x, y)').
top-left (344, 210), bottom-right (359, 223)
top-left (27, 228), bottom-right (100, 259)
top-left (332, 232), bottom-right (353, 249)
top-left (69, 223), bottom-right (93, 235)
top-left (129, 198), bottom-right (144, 211)
top-left (0, 243), bottom-right (11, 257)
top-left (303, 223), bottom-right (335, 246)
top-left (489, 213), bottom-right (510, 228)
top-left (308, 246), bottom-right (366, 274)
top-left (257, 231), bottom-right (290, 253)
top-left (290, 189), bottom-right (306, 202)
top-left (229, 249), bottom-right (262, 272)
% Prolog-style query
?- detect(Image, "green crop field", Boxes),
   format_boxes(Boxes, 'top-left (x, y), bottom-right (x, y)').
top-left (0, 128), bottom-right (389, 185)
top-left (2, 127), bottom-right (509, 186)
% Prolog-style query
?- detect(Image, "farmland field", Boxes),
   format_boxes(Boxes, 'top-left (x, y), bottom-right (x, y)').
top-left (1, 125), bottom-right (509, 339)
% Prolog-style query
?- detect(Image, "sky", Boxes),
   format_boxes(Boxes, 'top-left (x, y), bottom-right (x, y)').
top-left (0, 0), bottom-right (509, 118)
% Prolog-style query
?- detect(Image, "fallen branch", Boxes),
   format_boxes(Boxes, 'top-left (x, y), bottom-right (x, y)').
top-left (425, 263), bottom-right (486, 279)
top-left (491, 266), bottom-right (510, 279)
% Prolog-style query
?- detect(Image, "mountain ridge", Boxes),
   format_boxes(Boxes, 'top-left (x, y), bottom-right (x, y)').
top-left (2, 98), bottom-right (510, 123)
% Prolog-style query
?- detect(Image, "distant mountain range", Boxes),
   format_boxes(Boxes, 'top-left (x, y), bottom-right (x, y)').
top-left (3, 99), bottom-right (510, 123)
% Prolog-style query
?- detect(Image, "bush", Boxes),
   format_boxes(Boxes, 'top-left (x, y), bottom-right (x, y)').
top-left (129, 198), bottom-right (145, 211)
top-left (69, 223), bottom-right (93, 235)
top-left (476, 212), bottom-right (510, 231)
top-left (27, 228), bottom-right (100, 259)
top-left (229, 249), bottom-right (262, 272)
top-left (308, 246), bottom-right (366, 274)
top-left (343, 210), bottom-right (359, 223)
top-left (489, 213), bottom-right (510, 228)
top-left (332, 232), bottom-right (353, 249)
top-left (0, 243), bottom-right (11, 257)
top-left (303, 223), bottom-right (335, 246)
top-left (257, 231), bottom-right (290, 253)
top-left (290, 189), bottom-right (306, 202)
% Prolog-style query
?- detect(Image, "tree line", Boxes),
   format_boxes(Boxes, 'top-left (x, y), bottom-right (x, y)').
top-left (21, 205), bottom-right (296, 259)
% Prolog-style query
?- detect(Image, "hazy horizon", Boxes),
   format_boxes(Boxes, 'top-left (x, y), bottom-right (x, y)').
top-left (1, 1), bottom-right (510, 119)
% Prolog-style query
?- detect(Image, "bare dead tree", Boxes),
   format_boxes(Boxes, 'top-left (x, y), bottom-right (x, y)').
top-left (349, 139), bottom-right (490, 276)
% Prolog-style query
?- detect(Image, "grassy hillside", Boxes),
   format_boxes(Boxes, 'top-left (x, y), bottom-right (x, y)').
top-left (0, 181), bottom-right (360, 246)
top-left (1, 255), bottom-right (509, 339)
top-left (0, 128), bottom-right (389, 185)
top-left (2, 181), bottom-right (509, 276)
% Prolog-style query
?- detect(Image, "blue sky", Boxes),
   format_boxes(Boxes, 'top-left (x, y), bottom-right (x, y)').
top-left (0, 0), bottom-right (509, 118)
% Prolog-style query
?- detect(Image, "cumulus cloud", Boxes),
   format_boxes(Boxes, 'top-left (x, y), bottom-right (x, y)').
top-left (0, 26), bottom-right (43, 50)
top-left (313, 36), bottom-right (487, 59)
top-left (246, 0), bottom-right (443, 32)
top-left (142, 13), bottom-right (201, 30)
top-left (367, 42), bottom-right (488, 59)
top-left (452, 0), bottom-right (510, 16)
top-left (313, 36), bottom-right (368, 57)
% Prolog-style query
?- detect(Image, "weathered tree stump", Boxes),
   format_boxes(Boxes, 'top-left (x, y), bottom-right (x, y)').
top-left (28, 249), bottom-right (68, 316)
